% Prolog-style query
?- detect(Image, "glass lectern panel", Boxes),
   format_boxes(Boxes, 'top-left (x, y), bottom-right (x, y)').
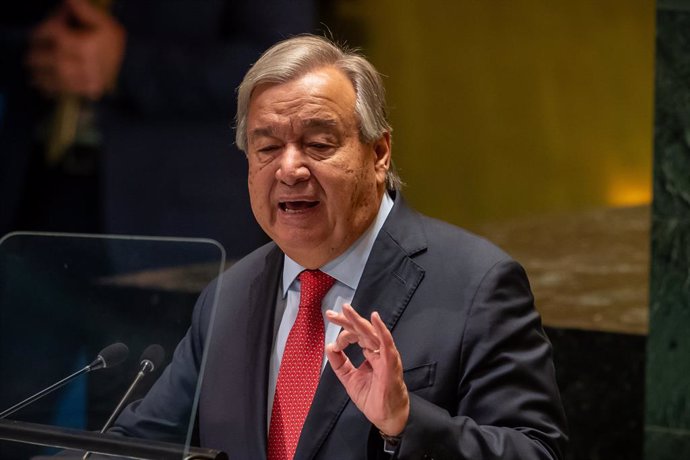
top-left (0, 232), bottom-right (225, 459)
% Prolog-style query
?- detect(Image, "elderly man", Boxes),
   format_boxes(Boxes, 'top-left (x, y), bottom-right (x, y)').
top-left (113, 34), bottom-right (567, 459)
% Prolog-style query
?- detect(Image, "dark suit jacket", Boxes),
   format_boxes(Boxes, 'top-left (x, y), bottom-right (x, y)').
top-left (113, 195), bottom-right (568, 459)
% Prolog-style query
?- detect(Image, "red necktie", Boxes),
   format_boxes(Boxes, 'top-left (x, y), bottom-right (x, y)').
top-left (268, 270), bottom-right (335, 460)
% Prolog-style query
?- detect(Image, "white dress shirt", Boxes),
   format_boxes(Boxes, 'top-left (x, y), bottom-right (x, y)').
top-left (267, 192), bottom-right (394, 425)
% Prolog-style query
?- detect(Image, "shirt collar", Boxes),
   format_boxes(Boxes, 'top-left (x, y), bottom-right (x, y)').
top-left (282, 192), bottom-right (394, 297)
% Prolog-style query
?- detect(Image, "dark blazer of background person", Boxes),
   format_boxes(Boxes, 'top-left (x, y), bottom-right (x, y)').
top-left (0, 0), bottom-right (314, 258)
top-left (112, 194), bottom-right (568, 460)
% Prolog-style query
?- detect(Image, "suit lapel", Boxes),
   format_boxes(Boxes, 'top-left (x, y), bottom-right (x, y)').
top-left (210, 246), bottom-right (283, 459)
top-left (295, 196), bottom-right (427, 460)
top-left (246, 247), bottom-right (284, 458)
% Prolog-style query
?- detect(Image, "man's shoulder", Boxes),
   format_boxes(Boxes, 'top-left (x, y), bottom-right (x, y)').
top-left (220, 241), bottom-right (281, 284)
top-left (424, 213), bottom-right (509, 258)
top-left (387, 199), bottom-right (513, 268)
top-left (193, 242), bottom-right (280, 319)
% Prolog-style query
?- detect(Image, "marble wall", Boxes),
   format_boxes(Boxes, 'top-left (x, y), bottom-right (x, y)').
top-left (646, 3), bottom-right (690, 459)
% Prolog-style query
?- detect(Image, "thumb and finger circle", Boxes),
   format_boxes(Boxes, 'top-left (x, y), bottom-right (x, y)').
top-left (330, 304), bottom-right (383, 353)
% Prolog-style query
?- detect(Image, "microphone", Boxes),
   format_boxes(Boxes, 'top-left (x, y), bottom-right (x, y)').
top-left (82, 344), bottom-right (165, 460)
top-left (88, 342), bottom-right (130, 371)
top-left (0, 343), bottom-right (129, 419)
top-left (99, 345), bottom-right (165, 432)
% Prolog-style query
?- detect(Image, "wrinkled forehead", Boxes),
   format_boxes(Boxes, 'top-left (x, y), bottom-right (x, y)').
top-left (247, 67), bottom-right (358, 132)
top-left (249, 117), bottom-right (338, 138)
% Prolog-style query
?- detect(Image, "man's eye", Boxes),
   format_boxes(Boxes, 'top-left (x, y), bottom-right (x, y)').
top-left (257, 145), bottom-right (280, 153)
top-left (306, 143), bottom-right (335, 154)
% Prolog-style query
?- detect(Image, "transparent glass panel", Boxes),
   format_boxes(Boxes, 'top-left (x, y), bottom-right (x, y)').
top-left (0, 232), bottom-right (225, 459)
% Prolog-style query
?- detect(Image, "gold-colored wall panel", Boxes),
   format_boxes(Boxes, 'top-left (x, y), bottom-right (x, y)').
top-left (334, 1), bottom-right (655, 227)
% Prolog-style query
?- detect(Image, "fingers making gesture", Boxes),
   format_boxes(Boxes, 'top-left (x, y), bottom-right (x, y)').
top-left (325, 304), bottom-right (409, 437)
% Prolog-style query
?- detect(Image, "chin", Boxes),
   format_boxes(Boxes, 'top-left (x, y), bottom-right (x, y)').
top-left (275, 233), bottom-right (321, 252)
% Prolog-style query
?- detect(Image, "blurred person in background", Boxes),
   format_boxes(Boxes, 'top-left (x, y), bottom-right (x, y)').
top-left (0, 3), bottom-right (313, 458)
top-left (0, 0), bottom-right (315, 259)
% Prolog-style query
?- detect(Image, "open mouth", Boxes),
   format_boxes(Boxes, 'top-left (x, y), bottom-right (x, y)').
top-left (279, 201), bottom-right (319, 212)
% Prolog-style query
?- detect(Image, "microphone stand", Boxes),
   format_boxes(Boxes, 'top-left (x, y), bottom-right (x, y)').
top-left (0, 362), bottom-right (101, 420)
top-left (82, 358), bottom-right (158, 460)
top-left (101, 361), bottom-right (152, 434)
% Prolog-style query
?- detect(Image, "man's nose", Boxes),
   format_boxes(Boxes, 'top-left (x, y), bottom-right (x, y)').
top-left (275, 144), bottom-right (310, 185)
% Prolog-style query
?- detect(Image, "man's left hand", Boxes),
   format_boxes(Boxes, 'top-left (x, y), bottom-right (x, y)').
top-left (325, 304), bottom-right (410, 437)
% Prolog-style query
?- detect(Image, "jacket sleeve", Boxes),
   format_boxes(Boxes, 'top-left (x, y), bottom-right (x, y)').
top-left (387, 260), bottom-right (568, 460)
top-left (109, 285), bottom-right (213, 443)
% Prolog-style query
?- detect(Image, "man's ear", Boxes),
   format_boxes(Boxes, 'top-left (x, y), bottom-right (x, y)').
top-left (372, 132), bottom-right (392, 185)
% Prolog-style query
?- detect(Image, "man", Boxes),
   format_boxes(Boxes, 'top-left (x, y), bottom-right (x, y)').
top-left (112, 34), bottom-right (568, 459)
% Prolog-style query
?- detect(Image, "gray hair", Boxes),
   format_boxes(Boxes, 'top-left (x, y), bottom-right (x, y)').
top-left (235, 34), bottom-right (403, 191)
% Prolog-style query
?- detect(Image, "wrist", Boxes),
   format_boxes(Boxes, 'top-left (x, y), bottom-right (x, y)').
top-left (378, 395), bottom-right (409, 438)
top-left (379, 429), bottom-right (403, 454)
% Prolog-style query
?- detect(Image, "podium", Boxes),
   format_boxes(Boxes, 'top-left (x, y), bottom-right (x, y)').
top-left (0, 233), bottom-right (228, 459)
top-left (0, 419), bottom-right (227, 459)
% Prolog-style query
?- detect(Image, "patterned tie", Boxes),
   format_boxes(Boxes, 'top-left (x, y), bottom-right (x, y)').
top-left (268, 270), bottom-right (335, 460)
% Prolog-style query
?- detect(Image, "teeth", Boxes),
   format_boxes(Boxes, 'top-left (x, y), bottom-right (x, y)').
top-left (280, 201), bottom-right (318, 212)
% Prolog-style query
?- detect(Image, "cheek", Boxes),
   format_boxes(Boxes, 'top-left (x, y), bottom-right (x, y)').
top-left (247, 169), bottom-right (273, 219)
top-left (343, 167), bottom-right (378, 216)
top-left (248, 163), bottom-right (270, 194)
top-left (247, 173), bottom-right (258, 202)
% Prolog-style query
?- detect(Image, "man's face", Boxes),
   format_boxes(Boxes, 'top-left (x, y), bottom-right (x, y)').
top-left (246, 66), bottom-right (391, 269)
